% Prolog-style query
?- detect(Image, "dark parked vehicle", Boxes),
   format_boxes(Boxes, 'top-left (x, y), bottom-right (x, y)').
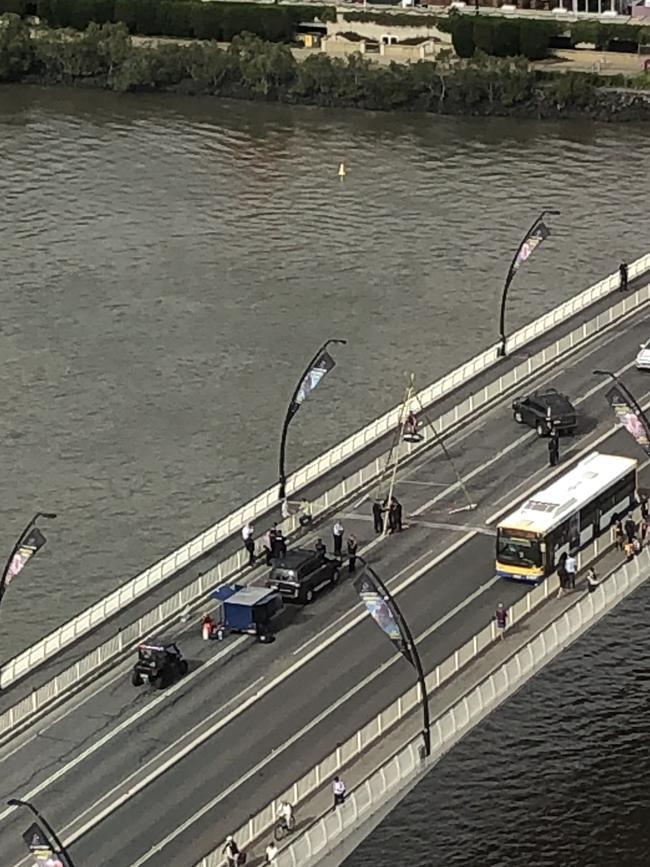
top-left (131, 639), bottom-right (188, 689)
top-left (267, 548), bottom-right (340, 604)
top-left (512, 388), bottom-right (577, 437)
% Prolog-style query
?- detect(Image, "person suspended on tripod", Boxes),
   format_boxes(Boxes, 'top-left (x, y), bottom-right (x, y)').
top-left (403, 410), bottom-right (423, 442)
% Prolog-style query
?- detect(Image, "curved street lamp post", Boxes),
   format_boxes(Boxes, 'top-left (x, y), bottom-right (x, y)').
top-left (498, 209), bottom-right (561, 358)
top-left (0, 511), bottom-right (57, 612)
top-left (7, 797), bottom-right (76, 867)
top-left (354, 555), bottom-right (431, 758)
top-left (593, 369), bottom-right (650, 434)
top-left (278, 338), bottom-right (347, 501)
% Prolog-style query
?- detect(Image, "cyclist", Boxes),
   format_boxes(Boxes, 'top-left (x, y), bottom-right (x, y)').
top-left (277, 800), bottom-right (295, 832)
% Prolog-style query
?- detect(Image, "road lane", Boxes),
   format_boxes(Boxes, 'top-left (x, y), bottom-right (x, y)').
top-left (2, 307), bottom-right (650, 866)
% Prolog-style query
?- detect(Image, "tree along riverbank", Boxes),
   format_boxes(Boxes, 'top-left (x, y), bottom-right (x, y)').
top-left (1, 16), bottom-right (649, 121)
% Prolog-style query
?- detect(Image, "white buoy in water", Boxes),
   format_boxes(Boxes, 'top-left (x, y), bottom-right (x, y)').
top-left (338, 162), bottom-right (346, 179)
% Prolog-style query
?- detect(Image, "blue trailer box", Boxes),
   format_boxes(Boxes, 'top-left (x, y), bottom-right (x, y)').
top-left (212, 584), bottom-right (283, 635)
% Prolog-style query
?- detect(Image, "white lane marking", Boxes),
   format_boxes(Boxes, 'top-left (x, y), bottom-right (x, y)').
top-left (395, 480), bottom-right (450, 487)
top-left (485, 387), bottom-right (650, 526)
top-left (5, 530), bottom-right (479, 867)
top-left (0, 637), bottom-right (249, 825)
top-left (292, 529), bottom-right (477, 658)
top-left (104, 573), bottom-right (501, 867)
top-left (12, 313), bottom-right (639, 754)
top-left (411, 519), bottom-right (495, 536)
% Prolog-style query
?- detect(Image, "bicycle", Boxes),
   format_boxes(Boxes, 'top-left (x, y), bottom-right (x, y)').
top-left (273, 814), bottom-right (295, 841)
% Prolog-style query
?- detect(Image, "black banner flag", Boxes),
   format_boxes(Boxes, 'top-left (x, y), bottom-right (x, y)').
top-left (605, 384), bottom-right (650, 456)
top-left (353, 569), bottom-right (414, 667)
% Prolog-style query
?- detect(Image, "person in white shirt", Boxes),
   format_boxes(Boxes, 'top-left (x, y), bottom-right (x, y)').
top-left (277, 800), bottom-right (294, 830)
top-left (242, 522), bottom-right (255, 567)
top-left (265, 841), bottom-right (279, 866)
top-left (333, 775), bottom-right (346, 807)
top-left (332, 521), bottom-right (344, 558)
top-left (565, 552), bottom-right (577, 590)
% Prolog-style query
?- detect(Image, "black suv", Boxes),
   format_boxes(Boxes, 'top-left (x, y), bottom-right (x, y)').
top-left (267, 548), bottom-right (341, 604)
top-left (131, 639), bottom-right (188, 689)
top-left (512, 388), bottom-right (577, 437)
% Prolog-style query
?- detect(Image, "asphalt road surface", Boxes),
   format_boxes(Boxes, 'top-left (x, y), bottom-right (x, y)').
top-left (1, 305), bottom-right (650, 867)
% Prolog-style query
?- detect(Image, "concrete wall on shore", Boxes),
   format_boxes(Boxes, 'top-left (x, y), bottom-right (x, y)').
top-left (328, 15), bottom-right (453, 44)
top-left (278, 547), bottom-right (650, 867)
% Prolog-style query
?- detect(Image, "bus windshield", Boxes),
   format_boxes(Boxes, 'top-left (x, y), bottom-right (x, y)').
top-left (497, 529), bottom-right (542, 568)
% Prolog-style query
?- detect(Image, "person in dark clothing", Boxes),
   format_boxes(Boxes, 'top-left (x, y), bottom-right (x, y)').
top-left (640, 494), bottom-right (649, 523)
top-left (624, 516), bottom-right (637, 543)
top-left (548, 429), bottom-right (560, 467)
top-left (619, 261), bottom-right (628, 292)
top-left (393, 498), bottom-right (403, 532)
top-left (346, 535), bottom-right (358, 573)
top-left (372, 500), bottom-right (383, 534)
top-left (272, 525), bottom-right (286, 560)
top-left (315, 538), bottom-right (326, 558)
top-left (614, 519), bottom-right (624, 550)
top-left (388, 501), bottom-right (398, 533)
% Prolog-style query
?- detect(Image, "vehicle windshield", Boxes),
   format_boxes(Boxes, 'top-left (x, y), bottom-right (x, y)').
top-left (497, 529), bottom-right (542, 568)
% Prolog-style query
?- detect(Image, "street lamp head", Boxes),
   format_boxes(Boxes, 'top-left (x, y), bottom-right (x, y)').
top-left (545, 209), bottom-right (561, 216)
top-left (593, 369), bottom-right (615, 379)
top-left (40, 512), bottom-right (57, 520)
top-left (7, 798), bottom-right (23, 807)
top-left (327, 338), bottom-right (347, 347)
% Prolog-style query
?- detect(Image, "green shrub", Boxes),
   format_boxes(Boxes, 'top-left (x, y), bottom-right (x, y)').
top-left (519, 20), bottom-right (553, 60)
top-left (492, 18), bottom-right (519, 57)
top-left (451, 15), bottom-right (474, 58)
top-left (473, 17), bottom-right (496, 55)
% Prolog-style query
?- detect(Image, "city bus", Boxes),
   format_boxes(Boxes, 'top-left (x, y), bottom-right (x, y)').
top-left (496, 451), bottom-right (638, 582)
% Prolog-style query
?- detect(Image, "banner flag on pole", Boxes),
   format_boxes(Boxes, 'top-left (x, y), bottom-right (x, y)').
top-left (6, 527), bottom-right (47, 586)
top-left (292, 350), bottom-right (336, 416)
top-left (512, 219), bottom-right (550, 275)
top-left (353, 569), bottom-right (414, 667)
top-left (22, 822), bottom-right (63, 867)
top-left (605, 384), bottom-right (650, 456)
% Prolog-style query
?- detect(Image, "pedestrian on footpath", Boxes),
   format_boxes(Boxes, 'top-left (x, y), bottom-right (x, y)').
top-left (614, 519), bottom-right (625, 550)
top-left (619, 261), bottom-right (628, 292)
top-left (333, 775), bottom-right (346, 807)
top-left (586, 567), bottom-right (599, 594)
top-left (372, 500), bottom-right (383, 534)
top-left (624, 539), bottom-right (635, 561)
top-left (641, 493), bottom-right (649, 523)
top-left (495, 602), bottom-right (508, 639)
top-left (242, 522), bottom-right (255, 567)
top-left (548, 428), bottom-right (560, 467)
top-left (565, 552), bottom-right (577, 590)
top-left (557, 553), bottom-right (568, 598)
top-left (265, 841), bottom-right (278, 867)
top-left (333, 520), bottom-right (344, 558)
top-left (263, 529), bottom-right (273, 565)
top-left (624, 516), bottom-right (637, 543)
top-left (347, 534), bottom-right (358, 573)
top-left (223, 835), bottom-right (244, 867)
top-left (299, 498), bottom-right (312, 527)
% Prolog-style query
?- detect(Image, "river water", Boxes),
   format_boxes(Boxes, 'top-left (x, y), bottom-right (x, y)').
top-left (344, 579), bottom-right (650, 867)
top-left (1, 86), bottom-right (650, 661)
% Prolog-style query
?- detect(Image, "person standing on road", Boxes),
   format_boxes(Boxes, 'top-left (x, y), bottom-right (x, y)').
top-left (393, 497), bottom-right (403, 532)
top-left (548, 428), bottom-right (560, 467)
top-left (619, 261), bottom-right (628, 292)
top-left (263, 529), bottom-right (274, 565)
top-left (315, 537), bottom-right (326, 558)
top-left (333, 520), bottom-right (344, 557)
top-left (565, 552), bottom-right (577, 590)
top-left (333, 775), bottom-right (346, 807)
top-left (641, 493), bottom-right (649, 523)
top-left (557, 552), bottom-right (568, 598)
top-left (388, 500), bottom-right (398, 533)
top-left (495, 603), bottom-right (508, 639)
top-left (242, 522), bottom-right (255, 567)
top-left (372, 500), bottom-right (383, 534)
top-left (266, 841), bottom-right (279, 866)
top-left (347, 534), bottom-right (358, 573)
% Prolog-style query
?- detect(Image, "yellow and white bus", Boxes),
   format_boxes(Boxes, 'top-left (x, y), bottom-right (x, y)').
top-left (496, 451), bottom-right (638, 582)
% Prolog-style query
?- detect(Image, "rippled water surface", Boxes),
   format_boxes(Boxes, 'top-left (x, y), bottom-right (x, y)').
top-left (1, 86), bottom-right (650, 657)
top-left (345, 580), bottom-right (650, 867)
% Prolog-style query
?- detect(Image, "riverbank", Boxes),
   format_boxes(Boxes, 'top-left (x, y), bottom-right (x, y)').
top-left (1, 15), bottom-right (649, 120)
